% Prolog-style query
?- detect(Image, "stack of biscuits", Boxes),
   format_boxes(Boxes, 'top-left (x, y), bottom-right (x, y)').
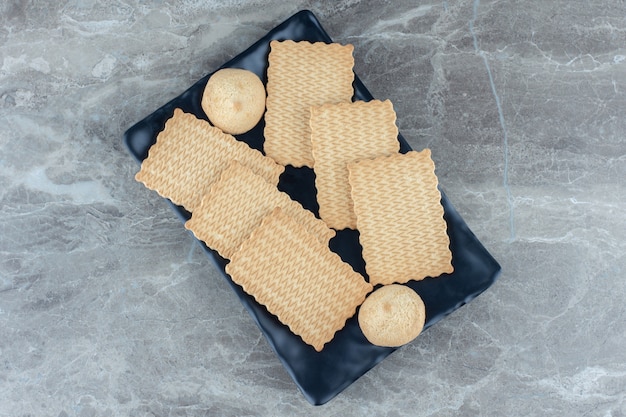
top-left (135, 40), bottom-right (453, 351)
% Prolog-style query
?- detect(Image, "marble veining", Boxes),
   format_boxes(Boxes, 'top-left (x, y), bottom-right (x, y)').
top-left (1, 1), bottom-right (625, 416)
top-left (469, 0), bottom-right (516, 242)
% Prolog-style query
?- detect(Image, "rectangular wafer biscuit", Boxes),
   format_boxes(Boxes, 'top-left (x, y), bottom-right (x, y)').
top-left (264, 40), bottom-right (355, 168)
top-left (185, 161), bottom-right (334, 259)
top-left (135, 108), bottom-right (284, 212)
top-left (225, 207), bottom-right (372, 351)
top-left (347, 150), bottom-right (453, 286)
top-left (310, 99), bottom-right (400, 230)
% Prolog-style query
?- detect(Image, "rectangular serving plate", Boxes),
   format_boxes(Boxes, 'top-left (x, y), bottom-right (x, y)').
top-left (123, 10), bottom-right (501, 405)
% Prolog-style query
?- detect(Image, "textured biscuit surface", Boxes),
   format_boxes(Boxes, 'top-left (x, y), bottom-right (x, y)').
top-left (225, 208), bottom-right (372, 351)
top-left (264, 40), bottom-right (355, 167)
top-left (185, 161), bottom-right (334, 259)
top-left (358, 284), bottom-right (426, 347)
top-left (348, 150), bottom-right (453, 285)
top-left (135, 108), bottom-right (283, 212)
top-left (310, 99), bottom-right (400, 230)
top-left (201, 68), bottom-right (266, 135)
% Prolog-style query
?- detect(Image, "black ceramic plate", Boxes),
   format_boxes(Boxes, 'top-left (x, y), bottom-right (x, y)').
top-left (123, 10), bottom-right (501, 405)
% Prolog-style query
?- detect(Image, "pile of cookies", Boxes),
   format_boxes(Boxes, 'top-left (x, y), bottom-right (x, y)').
top-left (135, 40), bottom-right (453, 351)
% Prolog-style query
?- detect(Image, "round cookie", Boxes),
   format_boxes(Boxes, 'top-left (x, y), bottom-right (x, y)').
top-left (358, 284), bottom-right (426, 347)
top-left (201, 68), bottom-right (266, 135)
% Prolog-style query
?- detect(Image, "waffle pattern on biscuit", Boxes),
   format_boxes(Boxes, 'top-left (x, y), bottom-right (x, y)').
top-left (310, 99), bottom-right (400, 230)
top-left (226, 208), bottom-right (372, 351)
top-left (135, 108), bottom-right (283, 212)
top-left (264, 40), bottom-right (355, 168)
top-left (348, 150), bottom-right (453, 285)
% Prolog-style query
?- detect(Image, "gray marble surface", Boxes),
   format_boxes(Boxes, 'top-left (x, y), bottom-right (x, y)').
top-left (1, 1), bottom-right (625, 416)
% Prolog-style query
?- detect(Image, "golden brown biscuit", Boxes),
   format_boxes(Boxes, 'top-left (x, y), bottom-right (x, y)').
top-left (264, 40), bottom-right (355, 167)
top-left (225, 207), bottom-right (372, 351)
top-left (347, 150), bottom-right (453, 285)
top-left (310, 99), bottom-right (400, 230)
top-left (135, 108), bottom-right (283, 212)
top-left (201, 68), bottom-right (266, 135)
top-left (358, 284), bottom-right (426, 347)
